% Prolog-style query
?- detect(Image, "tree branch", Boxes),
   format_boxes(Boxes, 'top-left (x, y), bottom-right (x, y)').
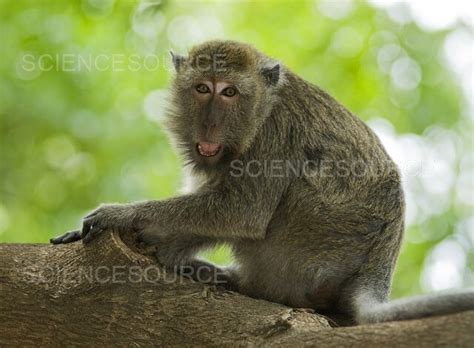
top-left (1, 231), bottom-right (473, 347)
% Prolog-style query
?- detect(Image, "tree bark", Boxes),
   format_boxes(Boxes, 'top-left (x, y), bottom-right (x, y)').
top-left (1, 230), bottom-right (473, 347)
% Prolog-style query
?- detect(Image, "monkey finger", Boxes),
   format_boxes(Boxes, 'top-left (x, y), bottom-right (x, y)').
top-left (82, 226), bottom-right (103, 244)
top-left (50, 235), bottom-right (65, 244)
top-left (62, 230), bottom-right (82, 243)
top-left (81, 219), bottom-right (94, 239)
top-left (50, 230), bottom-right (82, 244)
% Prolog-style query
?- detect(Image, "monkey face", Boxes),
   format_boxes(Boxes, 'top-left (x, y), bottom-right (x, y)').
top-left (173, 74), bottom-right (260, 168)
top-left (190, 79), bottom-right (250, 164)
top-left (165, 40), bottom-right (281, 170)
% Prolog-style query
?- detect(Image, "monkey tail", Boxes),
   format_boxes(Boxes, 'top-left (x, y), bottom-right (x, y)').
top-left (353, 288), bottom-right (474, 324)
top-left (345, 218), bottom-right (474, 324)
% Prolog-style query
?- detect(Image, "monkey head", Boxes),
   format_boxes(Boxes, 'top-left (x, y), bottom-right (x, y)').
top-left (165, 40), bottom-right (282, 170)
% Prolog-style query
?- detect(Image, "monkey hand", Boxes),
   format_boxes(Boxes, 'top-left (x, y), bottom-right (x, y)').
top-left (50, 203), bottom-right (140, 245)
top-left (80, 203), bottom-right (140, 243)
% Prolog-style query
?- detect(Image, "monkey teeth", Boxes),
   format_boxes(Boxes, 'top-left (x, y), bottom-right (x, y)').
top-left (197, 142), bottom-right (222, 157)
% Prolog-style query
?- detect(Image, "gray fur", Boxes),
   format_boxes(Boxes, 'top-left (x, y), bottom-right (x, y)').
top-left (51, 40), bottom-right (474, 324)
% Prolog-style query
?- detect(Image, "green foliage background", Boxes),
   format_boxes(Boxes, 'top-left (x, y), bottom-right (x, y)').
top-left (0, 0), bottom-right (472, 299)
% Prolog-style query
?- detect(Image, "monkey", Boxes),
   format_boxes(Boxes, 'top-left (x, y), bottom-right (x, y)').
top-left (51, 40), bottom-right (474, 325)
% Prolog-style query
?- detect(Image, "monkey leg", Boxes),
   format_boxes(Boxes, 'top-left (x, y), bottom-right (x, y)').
top-left (333, 219), bottom-right (469, 324)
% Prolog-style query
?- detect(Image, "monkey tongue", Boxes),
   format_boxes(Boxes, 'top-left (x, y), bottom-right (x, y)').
top-left (197, 142), bottom-right (221, 157)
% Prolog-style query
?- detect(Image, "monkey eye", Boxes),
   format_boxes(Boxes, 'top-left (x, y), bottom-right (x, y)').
top-left (221, 87), bottom-right (237, 97)
top-left (195, 84), bottom-right (210, 94)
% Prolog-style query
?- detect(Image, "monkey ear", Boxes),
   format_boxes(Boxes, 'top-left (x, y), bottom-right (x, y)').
top-left (261, 64), bottom-right (280, 86)
top-left (170, 50), bottom-right (185, 72)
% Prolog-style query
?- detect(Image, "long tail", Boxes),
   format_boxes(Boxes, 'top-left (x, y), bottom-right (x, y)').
top-left (354, 289), bottom-right (474, 324)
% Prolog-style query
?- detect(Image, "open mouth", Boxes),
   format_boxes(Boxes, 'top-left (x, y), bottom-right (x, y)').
top-left (197, 142), bottom-right (222, 157)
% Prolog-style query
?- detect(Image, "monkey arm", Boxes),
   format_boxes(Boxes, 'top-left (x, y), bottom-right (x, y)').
top-left (73, 174), bottom-right (289, 244)
top-left (135, 176), bottom-right (287, 240)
